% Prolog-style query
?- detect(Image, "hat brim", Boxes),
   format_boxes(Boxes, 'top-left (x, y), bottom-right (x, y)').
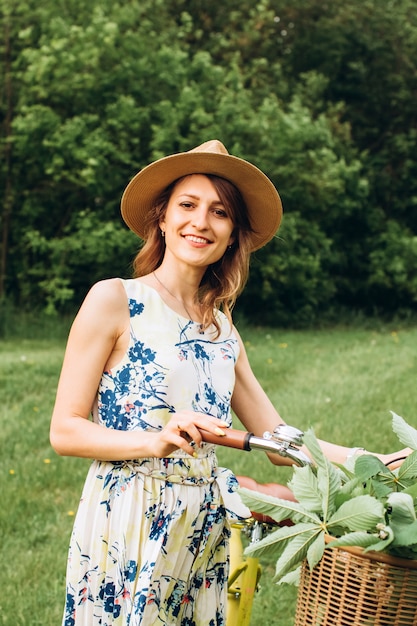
top-left (121, 151), bottom-right (282, 251)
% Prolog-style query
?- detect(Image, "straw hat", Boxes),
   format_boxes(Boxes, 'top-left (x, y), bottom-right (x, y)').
top-left (121, 139), bottom-right (282, 251)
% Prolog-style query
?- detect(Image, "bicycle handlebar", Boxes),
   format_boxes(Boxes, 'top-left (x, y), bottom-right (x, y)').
top-left (198, 428), bottom-right (252, 450)
top-left (199, 425), bottom-right (312, 467)
top-left (199, 427), bottom-right (409, 471)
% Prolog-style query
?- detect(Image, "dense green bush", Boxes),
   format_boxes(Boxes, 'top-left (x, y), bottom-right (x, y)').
top-left (1, 0), bottom-right (416, 326)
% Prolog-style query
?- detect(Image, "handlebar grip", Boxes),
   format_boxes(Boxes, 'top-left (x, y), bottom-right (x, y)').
top-left (199, 428), bottom-right (253, 451)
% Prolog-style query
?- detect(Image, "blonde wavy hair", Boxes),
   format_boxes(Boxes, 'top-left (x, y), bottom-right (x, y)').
top-left (132, 174), bottom-right (254, 337)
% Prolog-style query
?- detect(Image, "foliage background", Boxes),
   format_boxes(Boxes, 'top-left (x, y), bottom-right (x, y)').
top-left (1, 0), bottom-right (417, 325)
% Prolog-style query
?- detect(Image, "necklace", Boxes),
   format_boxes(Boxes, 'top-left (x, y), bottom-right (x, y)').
top-left (153, 271), bottom-right (204, 334)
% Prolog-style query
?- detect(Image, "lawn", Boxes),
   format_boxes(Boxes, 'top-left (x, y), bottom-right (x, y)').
top-left (0, 322), bottom-right (416, 625)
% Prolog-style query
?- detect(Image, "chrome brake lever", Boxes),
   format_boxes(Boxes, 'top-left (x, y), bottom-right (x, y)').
top-left (248, 424), bottom-right (312, 467)
top-left (266, 424), bottom-right (305, 447)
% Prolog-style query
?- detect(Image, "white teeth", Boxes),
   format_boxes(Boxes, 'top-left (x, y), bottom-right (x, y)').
top-left (184, 235), bottom-right (209, 244)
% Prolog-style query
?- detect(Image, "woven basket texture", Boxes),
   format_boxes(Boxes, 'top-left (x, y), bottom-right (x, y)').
top-left (294, 544), bottom-right (417, 626)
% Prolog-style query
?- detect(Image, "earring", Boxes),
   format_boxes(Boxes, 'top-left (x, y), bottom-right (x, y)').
top-left (161, 230), bottom-right (165, 237)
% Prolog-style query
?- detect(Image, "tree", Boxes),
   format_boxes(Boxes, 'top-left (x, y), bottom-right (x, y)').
top-left (2, 0), bottom-right (190, 307)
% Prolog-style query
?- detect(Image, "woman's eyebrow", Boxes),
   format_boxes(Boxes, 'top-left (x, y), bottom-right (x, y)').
top-left (177, 193), bottom-right (224, 205)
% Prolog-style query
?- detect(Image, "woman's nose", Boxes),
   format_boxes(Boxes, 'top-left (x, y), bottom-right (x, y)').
top-left (191, 207), bottom-right (209, 229)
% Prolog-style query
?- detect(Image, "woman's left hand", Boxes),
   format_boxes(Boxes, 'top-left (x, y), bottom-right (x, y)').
top-left (379, 447), bottom-right (413, 469)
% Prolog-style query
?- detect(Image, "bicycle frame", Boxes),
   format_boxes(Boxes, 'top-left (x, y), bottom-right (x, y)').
top-left (227, 520), bottom-right (262, 626)
top-left (226, 476), bottom-right (296, 626)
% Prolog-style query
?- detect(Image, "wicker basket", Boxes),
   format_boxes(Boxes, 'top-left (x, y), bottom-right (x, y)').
top-left (294, 538), bottom-right (417, 625)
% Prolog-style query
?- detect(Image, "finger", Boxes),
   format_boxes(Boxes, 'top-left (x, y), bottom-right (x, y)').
top-left (198, 419), bottom-right (228, 437)
top-left (171, 422), bottom-right (199, 456)
top-left (190, 413), bottom-right (229, 435)
top-left (177, 434), bottom-right (198, 457)
top-left (176, 412), bottom-right (228, 428)
top-left (177, 424), bottom-right (202, 449)
top-left (208, 417), bottom-right (229, 429)
top-left (173, 414), bottom-right (229, 449)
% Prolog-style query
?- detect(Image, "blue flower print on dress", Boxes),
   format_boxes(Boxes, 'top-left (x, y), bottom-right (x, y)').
top-left (133, 590), bottom-right (148, 618)
top-left (99, 581), bottom-right (122, 619)
top-left (166, 580), bottom-right (187, 618)
top-left (175, 333), bottom-right (235, 422)
top-left (114, 365), bottom-right (135, 394)
top-left (96, 463), bottom-right (137, 516)
top-left (192, 342), bottom-right (210, 362)
top-left (124, 560), bottom-right (137, 582)
top-left (149, 509), bottom-right (172, 544)
top-left (128, 299), bottom-right (144, 317)
top-left (225, 472), bottom-right (239, 494)
top-left (203, 383), bottom-right (217, 411)
top-left (129, 340), bottom-right (156, 366)
top-left (63, 588), bottom-right (75, 626)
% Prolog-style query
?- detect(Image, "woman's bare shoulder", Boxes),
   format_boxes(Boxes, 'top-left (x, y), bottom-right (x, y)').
top-left (72, 278), bottom-right (129, 336)
top-left (81, 277), bottom-right (128, 312)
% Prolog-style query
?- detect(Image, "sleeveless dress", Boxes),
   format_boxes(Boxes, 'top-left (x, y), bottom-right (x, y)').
top-left (62, 279), bottom-right (250, 626)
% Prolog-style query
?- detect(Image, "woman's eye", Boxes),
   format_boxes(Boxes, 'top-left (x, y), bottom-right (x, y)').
top-left (214, 208), bottom-right (228, 218)
top-left (180, 202), bottom-right (194, 209)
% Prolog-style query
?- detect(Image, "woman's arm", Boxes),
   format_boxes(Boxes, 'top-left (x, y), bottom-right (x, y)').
top-left (50, 278), bottom-right (149, 460)
top-left (231, 328), bottom-right (410, 466)
top-left (50, 279), bottom-right (227, 461)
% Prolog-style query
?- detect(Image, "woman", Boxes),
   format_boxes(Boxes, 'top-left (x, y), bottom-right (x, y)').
top-left (50, 140), bottom-right (407, 626)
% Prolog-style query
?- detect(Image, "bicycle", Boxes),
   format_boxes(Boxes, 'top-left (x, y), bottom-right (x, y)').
top-left (199, 424), bottom-right (311, 626)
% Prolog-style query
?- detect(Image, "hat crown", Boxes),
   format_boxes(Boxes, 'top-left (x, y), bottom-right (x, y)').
top-left (121, 138), bottom-right (282, 251)
top-left (188, 140), bottom-right (229, 156)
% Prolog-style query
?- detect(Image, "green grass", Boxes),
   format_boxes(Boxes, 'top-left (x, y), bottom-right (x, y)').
top-left (1, 323), bottom-right (416, 625)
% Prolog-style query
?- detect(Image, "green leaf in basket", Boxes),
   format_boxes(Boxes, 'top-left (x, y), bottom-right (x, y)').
top-left (397, 450), bottom-right (417, 481)
top-left (388, 500), bottom-right (417, 550)
top-left (370, 479), bottom-right (393, 498)
top-left (302, 429), bottom-right (341, 519)
top-left (244, 522), bottom-right (321, 560)
top-left (238, 487), bottom-right (319, 525)
top-left (288, 465), bottom-right (323, 513)
top-left (326, 531), bottom-right (388, 550)
top-left (273, 527), bottom-right (323, 581)
top-left (354, 454), bottom-right (390, 481)
top-left (327, 495), bottom-right (385, 532)
top-left (302, 428), bottom-right (327, 467)
top-left (391, 411), bottom-right (417, 449)
top-left (403, 481), bottom-right (417, 499)
top-left (306, 532), bottom-right (325, 570)
top-left (390, 520), bottom-right (417, 548)
top-left (387, 492), bottom-right (417, 523)
top-left (363, 527), bottom-right (395, 553)
top-left (277, 567), bottom-right (301, 586)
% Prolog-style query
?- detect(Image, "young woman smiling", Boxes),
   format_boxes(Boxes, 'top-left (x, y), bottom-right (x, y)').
top-left (50, 140), bottom-right (409, 626)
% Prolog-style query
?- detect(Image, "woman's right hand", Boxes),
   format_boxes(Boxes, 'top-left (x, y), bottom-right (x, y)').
top-left (152, 412), bottom-right (228, 458)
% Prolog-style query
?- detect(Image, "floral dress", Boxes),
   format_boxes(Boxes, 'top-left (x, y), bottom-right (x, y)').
top-left (63, 279), bottom-right (250, 626)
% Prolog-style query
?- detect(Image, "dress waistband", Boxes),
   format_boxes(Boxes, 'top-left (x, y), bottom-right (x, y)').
top-left (110, 447), bottom-right (218, 487)
top-left (104, 456), bottom-right (251, 519)
top-left (121, 462), bottom-right (216, 486)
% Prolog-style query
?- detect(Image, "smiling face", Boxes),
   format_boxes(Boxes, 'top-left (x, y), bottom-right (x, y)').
top-left (159, 174), bottom-right (236, 270)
